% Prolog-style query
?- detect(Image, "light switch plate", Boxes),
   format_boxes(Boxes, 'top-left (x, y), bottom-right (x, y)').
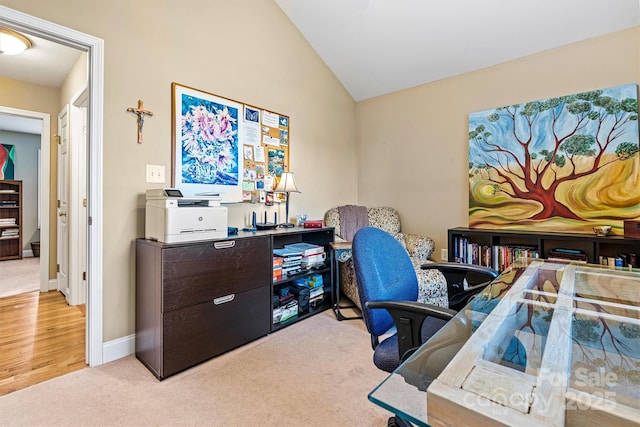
top-left (146, 164), bottom-right (165, 183)
top-left (441, 248), bottom-right (448, 261)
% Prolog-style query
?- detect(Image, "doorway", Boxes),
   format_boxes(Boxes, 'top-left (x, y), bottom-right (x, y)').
top-left (0, 5), bottom-right (104, 367)
top-left (0, 108), bottom-right (49, 297)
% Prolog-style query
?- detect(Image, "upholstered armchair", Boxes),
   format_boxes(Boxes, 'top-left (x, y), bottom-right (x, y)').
top-left (324, 206), bottom-right (448, 312)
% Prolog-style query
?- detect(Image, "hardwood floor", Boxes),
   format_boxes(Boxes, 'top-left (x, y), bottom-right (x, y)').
top-left (0, 291), bottom-right (85, 396)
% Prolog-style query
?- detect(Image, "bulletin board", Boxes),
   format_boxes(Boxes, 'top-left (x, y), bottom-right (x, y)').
top-left (171, 82), bottom-right (289, 203)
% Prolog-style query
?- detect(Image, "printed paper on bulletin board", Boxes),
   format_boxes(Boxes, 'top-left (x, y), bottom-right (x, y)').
top-left (241, 104), bottom-right (289, 202)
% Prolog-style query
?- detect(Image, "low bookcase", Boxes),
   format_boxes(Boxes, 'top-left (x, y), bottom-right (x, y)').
top-left (448, 227), bottom-right (640, 272)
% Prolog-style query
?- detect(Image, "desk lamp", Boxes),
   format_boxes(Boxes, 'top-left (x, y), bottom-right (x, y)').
top-left (275, 172), bottom-right (300, 228)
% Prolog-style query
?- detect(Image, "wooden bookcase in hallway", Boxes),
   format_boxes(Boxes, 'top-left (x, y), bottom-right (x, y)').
top-left (0, 180), bottom-right (22, 261)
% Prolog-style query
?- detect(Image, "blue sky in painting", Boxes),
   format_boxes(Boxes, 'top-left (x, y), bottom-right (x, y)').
top-left (469, 83), bottom-right (639, 166)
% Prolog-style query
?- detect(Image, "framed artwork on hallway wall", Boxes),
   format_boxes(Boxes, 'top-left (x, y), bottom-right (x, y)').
top-left (468, 83), bottom-right (640, 235)
top-left (0, 144), bottom-right (15, 180)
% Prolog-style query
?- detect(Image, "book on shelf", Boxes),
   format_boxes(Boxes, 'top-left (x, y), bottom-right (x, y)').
top-left (273, 247), bottom-right (303, 258)
top-left (284, 242), bottom-right (324, 257)
top-left (303, 220), bottom-right (322, 228)
top-left (548, 248), bottom-right (588, 263)
top-left (452, 236), bottom-right (539, 272)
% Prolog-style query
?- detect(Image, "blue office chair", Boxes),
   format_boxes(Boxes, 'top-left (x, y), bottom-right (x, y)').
top-left (352, 226), bottom-right (498, 375)
top-left (352, 227), bottom-right (498, 426)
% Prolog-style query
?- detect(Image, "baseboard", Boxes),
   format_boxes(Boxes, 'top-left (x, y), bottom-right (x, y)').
top-left (48, 279), bottom-right (57, 291)
top-left (102, 334), bottom-right (135, 364)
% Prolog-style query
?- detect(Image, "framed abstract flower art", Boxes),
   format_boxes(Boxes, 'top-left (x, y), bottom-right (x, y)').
top-left (171, 83), bottom-right (244, 203)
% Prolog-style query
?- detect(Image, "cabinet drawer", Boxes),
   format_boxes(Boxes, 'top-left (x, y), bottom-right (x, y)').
top-left (162, 285), bottom-right (270, 378)
top-left (162, 236), bottom-right (270, 311)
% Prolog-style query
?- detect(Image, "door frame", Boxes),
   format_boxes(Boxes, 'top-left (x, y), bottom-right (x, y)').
top-left (0, 5), bottom-right (104, 367)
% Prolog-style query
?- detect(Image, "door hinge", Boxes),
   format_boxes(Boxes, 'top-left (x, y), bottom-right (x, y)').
top-left (55, 135), bottom-right (61, 145)
top-left (83, 271), bottom-right (86, 281)
top-left (57, 199), bottom-right (61, 208)
top-left (56, 263), bottom-right (60, 273)
top-left (83, 198), bottom-right (87, 207)
top-left (88, 216), bottom-right (92, 226)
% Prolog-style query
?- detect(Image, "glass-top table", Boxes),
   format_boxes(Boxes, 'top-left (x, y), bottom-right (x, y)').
top-left (368, 258), bottom-right (640, 426)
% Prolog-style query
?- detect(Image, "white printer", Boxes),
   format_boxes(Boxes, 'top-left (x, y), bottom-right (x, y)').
top-left (145, 188), bottom-right (228, 243)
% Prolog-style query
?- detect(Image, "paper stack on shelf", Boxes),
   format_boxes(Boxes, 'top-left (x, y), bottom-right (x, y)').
top-left (285, 242), bottom-right (326, 269)
top-left (273, 247), bottom-right (303, 277)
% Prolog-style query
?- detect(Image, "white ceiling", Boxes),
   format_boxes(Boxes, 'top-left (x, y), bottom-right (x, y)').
top-left (0, 0), bottom-right (638, 136)
top-left (0, 31), bottom-right (81, 135)
top-left (0, 32), bottom-right (81, 88)
top-left (275, 0), bottom-right (640, 101)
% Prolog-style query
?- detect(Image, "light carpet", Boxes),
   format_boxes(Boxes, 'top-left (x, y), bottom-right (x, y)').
top-left (0, 310), bottom-right (391, 426)
top-left (0, 257), bottom-right (40, 298)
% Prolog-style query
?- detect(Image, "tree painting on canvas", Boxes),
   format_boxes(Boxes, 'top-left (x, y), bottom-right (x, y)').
top-left (0, 144), bottom-right (15, 180)
top-left (468, 84), bottom-right (639, 233)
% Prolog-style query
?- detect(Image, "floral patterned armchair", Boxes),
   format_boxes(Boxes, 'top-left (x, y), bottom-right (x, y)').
top-left (324, 206), bottom-right (448, 312)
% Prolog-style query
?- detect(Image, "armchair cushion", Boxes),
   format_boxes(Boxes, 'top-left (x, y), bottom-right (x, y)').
top-left (324, 206), bottom-right (447, 309)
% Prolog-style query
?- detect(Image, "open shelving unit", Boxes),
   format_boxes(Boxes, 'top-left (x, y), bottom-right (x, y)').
top-left (448, 227), bottom-right (640, 272)
top-left (0, 180), bottom-right (22, 261)
top-left (271, 228), bottom-right (333, 331)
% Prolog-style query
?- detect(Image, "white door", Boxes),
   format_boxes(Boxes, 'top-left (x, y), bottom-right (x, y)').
top-left (70, 88), bottom-right (88, 305)
top-left (57, 106), bottom-right (70, 300)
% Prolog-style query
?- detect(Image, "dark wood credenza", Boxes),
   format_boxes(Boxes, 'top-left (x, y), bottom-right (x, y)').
top-left (135, 227), bottom-right (334, 379)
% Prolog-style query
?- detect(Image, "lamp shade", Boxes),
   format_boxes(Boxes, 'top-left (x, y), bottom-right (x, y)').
top-left (275, 172), bottom-right (300, 193)
top-left (0, 27), bottom-right (32, 55)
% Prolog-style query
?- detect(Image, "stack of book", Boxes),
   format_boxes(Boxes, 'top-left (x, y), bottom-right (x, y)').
top-left (0, 218), bottom-right (17, 239)
top-left (284, 242), bottom-right (326, 269)
top-left (273, 247), bottom-right (303, 277)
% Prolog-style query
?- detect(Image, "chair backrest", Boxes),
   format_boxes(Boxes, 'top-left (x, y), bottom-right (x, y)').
top-left (352, 227), bottom-right (418, 337)
top-left (324, 206), bottom-right (402, 240)
top-left (366, 207), bottom-right (401, 234)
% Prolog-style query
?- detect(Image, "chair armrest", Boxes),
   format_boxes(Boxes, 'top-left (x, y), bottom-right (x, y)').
top-left (421, 262), bottom-right (499, 280)
top-left (421, 262), bottom-right (499, 311)
top-left (365, 300), bottom-right (456, 361)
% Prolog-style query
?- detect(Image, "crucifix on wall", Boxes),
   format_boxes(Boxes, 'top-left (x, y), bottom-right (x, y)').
top-left (127, 99), bottom-right (153, 143)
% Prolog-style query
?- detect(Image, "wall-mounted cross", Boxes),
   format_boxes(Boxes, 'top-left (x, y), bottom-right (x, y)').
top-left (127, 99), bottom-right (153, 143)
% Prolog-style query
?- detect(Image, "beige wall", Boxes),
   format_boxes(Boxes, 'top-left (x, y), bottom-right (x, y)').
top-left (2, 0), bottom-right (637, 349)
top-left (356, 27), bottom-right (640, 259)
top-left (0, 76), bottom-right (60, 272)
top-left (0, 0), bottom-right (358, 342)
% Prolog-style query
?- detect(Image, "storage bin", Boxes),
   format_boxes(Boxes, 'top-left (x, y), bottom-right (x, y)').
top-left (31, 241), bottom-right (40, 257)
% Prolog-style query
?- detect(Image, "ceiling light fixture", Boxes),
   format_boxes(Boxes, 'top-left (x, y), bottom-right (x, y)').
top-left (0, 27), bottom-right (32, 55)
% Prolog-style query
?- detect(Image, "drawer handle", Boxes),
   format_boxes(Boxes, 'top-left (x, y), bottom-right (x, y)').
top-left (214, 241), bottom-right (236, 249)
top-left (213, 294), bottom-right (235, 305)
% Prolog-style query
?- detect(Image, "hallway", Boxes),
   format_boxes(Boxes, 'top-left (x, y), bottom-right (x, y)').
top-left (0, 290), bottom-right (85, 396)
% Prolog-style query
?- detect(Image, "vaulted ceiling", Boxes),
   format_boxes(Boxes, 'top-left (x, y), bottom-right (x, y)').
top-left (275, 0), bottom-right (640, 101)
